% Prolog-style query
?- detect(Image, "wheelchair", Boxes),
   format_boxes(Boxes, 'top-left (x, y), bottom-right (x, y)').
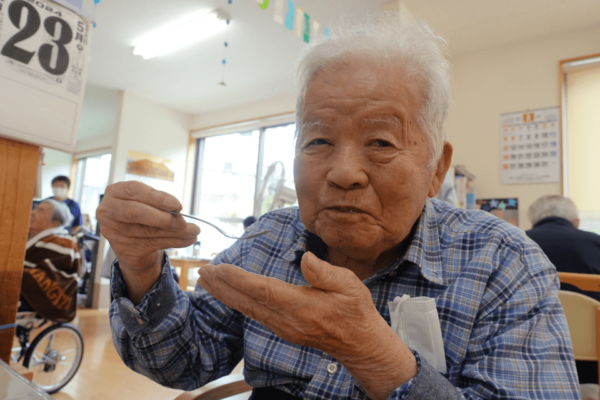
top-left (10, 229), bottom-right (99, 393)
top-left (11, 311), bottom-right (84, 394)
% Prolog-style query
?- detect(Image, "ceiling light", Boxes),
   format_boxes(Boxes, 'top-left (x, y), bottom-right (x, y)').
top-left (133, 10), bottom-right (228, 60)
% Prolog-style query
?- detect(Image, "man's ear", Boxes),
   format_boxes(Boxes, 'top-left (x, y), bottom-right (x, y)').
top-left (49, 220), bottom-right (61, 229)
top-left (428, 142), bottom-right (454, 198)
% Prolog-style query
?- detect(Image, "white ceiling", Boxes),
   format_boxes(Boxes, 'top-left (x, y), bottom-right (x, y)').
top-left (85, 0), bottom-right (600, 116)
top-left (403, 0), bottom-right (600, 58)
top-left (85, 0), bottom-right (386, 115)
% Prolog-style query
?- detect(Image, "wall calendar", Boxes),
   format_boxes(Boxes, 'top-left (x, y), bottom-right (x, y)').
top-left (499, 107), bottom-right (560, 185)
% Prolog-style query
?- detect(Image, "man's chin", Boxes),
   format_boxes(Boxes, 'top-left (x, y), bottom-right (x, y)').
top-left (314, 222), bottom-right (380, 253)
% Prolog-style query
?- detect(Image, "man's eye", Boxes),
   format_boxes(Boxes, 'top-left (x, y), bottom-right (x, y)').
top-left (373, 140), bottom-right (392, 148)
top-left (305, 138), bottom-right (329, 147)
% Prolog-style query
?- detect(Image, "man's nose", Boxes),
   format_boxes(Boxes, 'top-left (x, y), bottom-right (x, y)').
top-left (326, 145), bottom-right (369, 190)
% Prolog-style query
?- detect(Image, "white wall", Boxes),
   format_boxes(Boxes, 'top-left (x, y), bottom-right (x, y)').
top-left (38, 148), bottom-right (72, 200)
top-left (110, 91), bottom-right (192, 202)
top-left (192, 94), bottom-right (295, 131)
top-left (447, 25), bottom-right (600, 230)
top-left (75, 85), bottom-right (119, 156)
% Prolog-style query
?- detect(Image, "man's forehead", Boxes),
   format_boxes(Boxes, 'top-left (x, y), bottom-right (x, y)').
top-left (303, 63), bottom-right (425, 117)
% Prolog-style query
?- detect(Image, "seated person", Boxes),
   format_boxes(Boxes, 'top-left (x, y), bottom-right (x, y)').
top-left (527, 194), bottom-right (600, 385)
top-left (21, 199), bottom-right (80, 322)
top-left (98, 15), bottom-right (580, 399)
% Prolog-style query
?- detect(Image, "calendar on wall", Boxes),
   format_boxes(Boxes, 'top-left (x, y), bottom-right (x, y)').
top-left (499, 107), bottom-right (560, 185)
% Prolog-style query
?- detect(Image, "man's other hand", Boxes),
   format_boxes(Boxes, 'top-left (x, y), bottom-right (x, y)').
top-left (198, 252), bottom-right (417, 400)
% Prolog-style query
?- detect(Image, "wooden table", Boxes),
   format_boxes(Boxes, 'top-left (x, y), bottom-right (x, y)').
top-left (170, 258), bottom-right (211, 291)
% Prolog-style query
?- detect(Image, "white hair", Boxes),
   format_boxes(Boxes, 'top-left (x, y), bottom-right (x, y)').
top-left (295, 13), bottom-right (451, 168)
top-left (41, 199), bottom-right (74, 228)
top-left (528, 195), bottom-right (579, 226)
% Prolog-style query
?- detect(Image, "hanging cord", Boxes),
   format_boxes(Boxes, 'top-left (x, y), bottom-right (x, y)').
top-left (219, 0), bottom-right (233, 86)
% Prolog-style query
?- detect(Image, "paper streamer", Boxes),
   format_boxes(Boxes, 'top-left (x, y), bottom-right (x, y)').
top-left (273, 0), bottom-right (284, 24)
top-left (285, 0), bottom-right (295, 30)
top-left (259, 0), bottom-right (330, 42)
top-left (295, 7), bottom-right (304, 38)
top-left (303, 12), bottom-right (310, 43)
top-left (311, 20), bottom-right (320, 42)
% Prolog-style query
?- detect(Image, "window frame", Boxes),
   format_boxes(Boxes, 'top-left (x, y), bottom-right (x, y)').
top-left (191, 121), bottom-right (296, 222)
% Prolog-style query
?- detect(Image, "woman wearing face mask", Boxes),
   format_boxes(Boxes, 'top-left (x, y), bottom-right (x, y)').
top-left (46, 175), bottom-right (83, 234)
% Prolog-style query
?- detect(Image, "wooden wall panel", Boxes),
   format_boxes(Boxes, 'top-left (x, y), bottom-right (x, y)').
top-left (0, 138), bottom-right (39, 363)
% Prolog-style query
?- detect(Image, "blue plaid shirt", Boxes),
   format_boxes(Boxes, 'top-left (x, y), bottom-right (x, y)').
top-left (110, 198), bottom-right (580, 399)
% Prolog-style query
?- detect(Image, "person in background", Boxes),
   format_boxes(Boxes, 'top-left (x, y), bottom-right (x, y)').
top-left (526, 195), bottom-right (600, 301)
top-left (47, 175), bottom-right (83, 233)
top-left (21, 199), bottom-right (80, 322)
top-left (527, 194), bottom-right (600, 387)
top-left (243, 216), bottom-right (257, 231)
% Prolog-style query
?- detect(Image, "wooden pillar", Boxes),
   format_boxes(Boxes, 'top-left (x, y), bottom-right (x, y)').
top-left (0, 138), bottom-right (39, 363)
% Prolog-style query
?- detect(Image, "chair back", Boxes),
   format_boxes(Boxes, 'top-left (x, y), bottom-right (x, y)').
top-left (558, 290), bottom-right (600, 361)
top-left (173, 373), bottom-right (251, 400)
top-left (558, 272), bottom-right (600, 293)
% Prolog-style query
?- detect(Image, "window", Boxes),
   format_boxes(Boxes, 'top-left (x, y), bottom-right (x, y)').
top-left (73, 153), bottom-right (112, 232)
top-left (192, 123), bottom-right (297, 257)
top-left (562, 57), bottom-right (600, 234)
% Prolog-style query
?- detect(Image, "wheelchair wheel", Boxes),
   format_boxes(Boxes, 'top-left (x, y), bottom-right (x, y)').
top-left (23, 323), bottom-right (84, 394)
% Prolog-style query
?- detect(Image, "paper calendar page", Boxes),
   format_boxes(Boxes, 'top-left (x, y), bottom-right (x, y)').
top-left (499, 107), bottom-right (560, 185)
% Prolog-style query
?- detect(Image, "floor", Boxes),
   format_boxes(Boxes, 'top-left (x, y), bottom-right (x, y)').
top-left (14, 309), bottom-right (246, 400)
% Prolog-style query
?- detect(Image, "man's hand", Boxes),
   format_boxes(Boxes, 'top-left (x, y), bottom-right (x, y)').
top-left (97, 181), bottom-right (200, 304)
top-left (198, 252), bottom-right (417, 400)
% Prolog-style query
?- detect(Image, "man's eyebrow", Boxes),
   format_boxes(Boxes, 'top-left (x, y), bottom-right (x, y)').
top-left (360, 115), bottom-right (403, 130)
top-left (299, 119), bottom-right (331, 137)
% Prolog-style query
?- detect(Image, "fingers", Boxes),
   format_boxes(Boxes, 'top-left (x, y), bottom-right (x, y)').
top-left (99, 183), bottom-right (188, 231)
top-left (106, 181), bottom-right (182, 212)
top-left (101, 199), bottom-right (189, 231)
top-left (213, 264), bottom-right (307, 311)
top-left (300, 252), bottom-right (360, 293)
top-left (198, 265), bottom-right (277, 324)
top-left (102, 219), bottom-right (200, 239)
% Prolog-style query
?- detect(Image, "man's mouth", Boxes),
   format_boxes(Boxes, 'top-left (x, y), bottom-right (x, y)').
top-left (329, 206), bottom-right (365, 213)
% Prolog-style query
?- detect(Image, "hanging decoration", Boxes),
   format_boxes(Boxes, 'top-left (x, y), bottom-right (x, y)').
top-left (219, 0), bottom-right (233, 86)
top-left (257, 0), bottom-right (328, 43)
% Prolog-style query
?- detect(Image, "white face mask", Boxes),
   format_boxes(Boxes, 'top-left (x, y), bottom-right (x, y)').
top-left (389, 294), bottom-right (447, 374)
top-left (52, 187), bottom-right (68, 199)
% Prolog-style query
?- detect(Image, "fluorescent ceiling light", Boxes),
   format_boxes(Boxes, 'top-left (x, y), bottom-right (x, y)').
top-left (133, 10), bottom-right (227, 60)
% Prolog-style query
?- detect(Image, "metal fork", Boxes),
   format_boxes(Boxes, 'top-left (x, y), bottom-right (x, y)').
top-left (169, 211), bottom-right (271, 240)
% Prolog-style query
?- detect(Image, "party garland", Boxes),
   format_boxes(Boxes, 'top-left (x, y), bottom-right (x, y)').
top-left (256, 0), bottom-right (330, 43)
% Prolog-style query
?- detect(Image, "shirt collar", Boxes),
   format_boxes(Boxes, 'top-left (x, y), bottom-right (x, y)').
top-left (280, 198), bottom-right (446, 286)
top-left (282, 229), bottom-right (326, 266)
top-left (401, 198), bottom-right (446, 285)
top-left (533, 216), bottom-right (576, 229)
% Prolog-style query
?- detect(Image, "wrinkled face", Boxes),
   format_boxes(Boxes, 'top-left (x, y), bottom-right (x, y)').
top-left (294, 60), bottom-right (445, 260)
top-left (29, 202), bottom-right (58, 236)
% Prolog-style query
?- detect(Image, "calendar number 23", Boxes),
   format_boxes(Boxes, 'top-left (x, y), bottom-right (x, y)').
top-left (1, 0), bottom-right (72, 75)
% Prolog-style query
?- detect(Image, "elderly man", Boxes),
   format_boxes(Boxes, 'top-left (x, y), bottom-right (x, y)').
top-left (527, 195), bottom-right (600, 301)
top-left (527, 195), bottom-right (600, 387)
top-left (21, 199), bottom-right (80, 322)
top-left (98, 15), bottom-right (579, 400)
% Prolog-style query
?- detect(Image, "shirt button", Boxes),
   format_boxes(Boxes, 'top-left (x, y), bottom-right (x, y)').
top-left (326, 363), bottom-right (338, 374)
top-left (136, 318), bottom-right (145, 325)
top-left (390, 271), bottom-right (397, 277)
